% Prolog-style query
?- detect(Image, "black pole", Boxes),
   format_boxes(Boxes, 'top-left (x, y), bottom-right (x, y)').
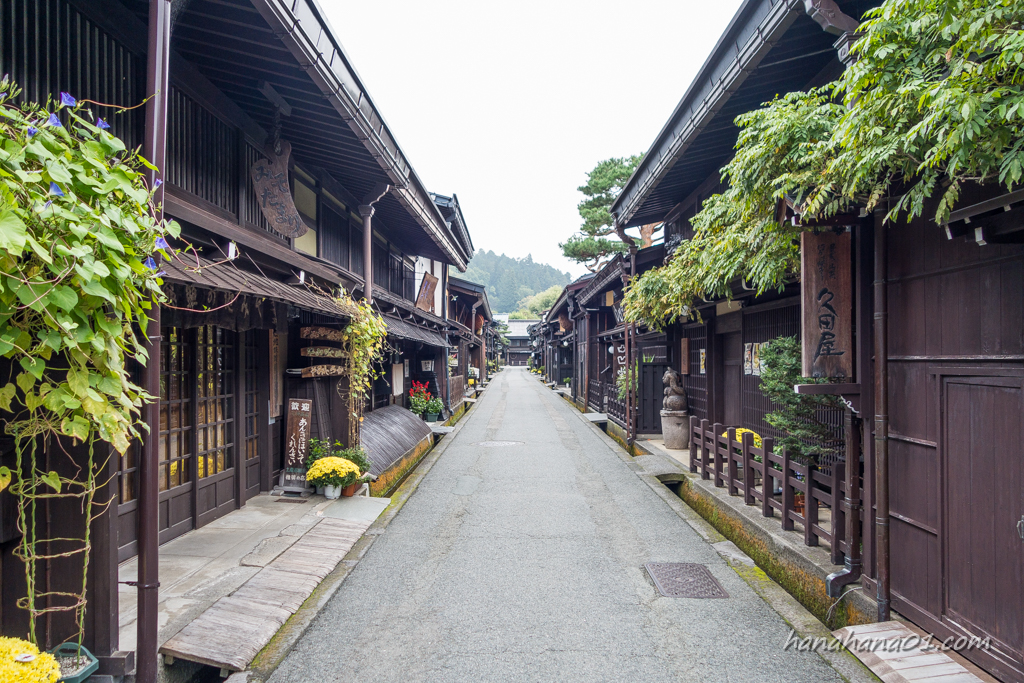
top-left (139, 1), bottom-right (170, 680)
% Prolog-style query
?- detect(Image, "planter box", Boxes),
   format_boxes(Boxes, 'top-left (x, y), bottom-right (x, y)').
top-left (51, 643), bottom-right (99, 683)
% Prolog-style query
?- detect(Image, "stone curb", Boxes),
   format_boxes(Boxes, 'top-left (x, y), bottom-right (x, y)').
top-left (246, 399), bottom-right (479, 682)
top-left (549, 389), bottom-right (879, 683)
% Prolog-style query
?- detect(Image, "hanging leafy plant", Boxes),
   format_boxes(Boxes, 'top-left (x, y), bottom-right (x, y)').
top-left (330, 291), bottom-right (388, 445)
top-left (0, 79), bottom-right (176, 645)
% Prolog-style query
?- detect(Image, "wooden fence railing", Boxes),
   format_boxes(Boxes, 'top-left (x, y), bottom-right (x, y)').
top-left (689, 417), bottom-right (859, 564)
top-left (588, 378), bottom-right (602, 412)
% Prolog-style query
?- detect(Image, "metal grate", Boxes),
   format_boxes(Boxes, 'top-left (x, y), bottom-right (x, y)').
top-left (645, 563), bottom-right (729, 598)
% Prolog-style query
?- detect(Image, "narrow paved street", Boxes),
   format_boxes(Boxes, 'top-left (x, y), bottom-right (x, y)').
top-left (269, 368), bottom-right (844, 683)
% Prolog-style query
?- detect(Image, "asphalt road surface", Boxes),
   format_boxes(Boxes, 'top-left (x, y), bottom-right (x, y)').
top-left (269, 367), bottom-right (845, 683)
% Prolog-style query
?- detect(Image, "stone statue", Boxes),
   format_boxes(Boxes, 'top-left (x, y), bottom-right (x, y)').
top-left (662, 368), bottom-right (688, 412)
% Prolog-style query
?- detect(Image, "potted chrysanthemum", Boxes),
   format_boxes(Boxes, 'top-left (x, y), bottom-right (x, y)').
top-left (306, 457), bottom-right (361, 500)
top-left (424, 396), bottom-right (443, 422)
top-left (0, 636), bottom-right (61, 683)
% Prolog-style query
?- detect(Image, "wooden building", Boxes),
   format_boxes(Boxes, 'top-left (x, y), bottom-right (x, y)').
top-left (609, 1), bottom-right (1024, 680)
top-left (447, 276), bottom-right (494, 406)
top-left (0, 0), bottom-right (471, 675)
top-left (506, 319), bottom-right (538, 367)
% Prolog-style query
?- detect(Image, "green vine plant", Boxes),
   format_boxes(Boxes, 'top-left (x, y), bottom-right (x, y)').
top-left (0, 80), bottom-right (178, 647)
top-left (330, 290), bottom-right (388, 447)
top-left (615, 359), bottom-right (638, 401)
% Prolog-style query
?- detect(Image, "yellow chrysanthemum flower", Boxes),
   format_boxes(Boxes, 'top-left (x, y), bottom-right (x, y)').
top-left (722, 427), bottom-right (763, 449)
top-left (0, 637), bottom-right (60, 683)
top-left (306, 456), bottom-right (361, 487)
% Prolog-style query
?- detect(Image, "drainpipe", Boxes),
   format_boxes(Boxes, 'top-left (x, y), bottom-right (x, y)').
top-left (874, 208), bottom-right (890, 622)
top-left (139, 1), bottom-right (171, 681)
top-left (826, 407), bottom-right (862, 597)
top-left (358, 182), bottom-right (391, 303)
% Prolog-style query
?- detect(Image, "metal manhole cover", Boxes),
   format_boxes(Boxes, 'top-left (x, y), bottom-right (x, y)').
top-left (474, 441), bottom-right (523, 447)
top-left (645, 563), bottom-right (729, 598)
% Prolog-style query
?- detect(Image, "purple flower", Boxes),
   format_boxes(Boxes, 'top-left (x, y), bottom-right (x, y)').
top-left (144, 257), bottom-right (158, 271)
top-left (27, 126), bottom-right (37, 137)
top-left (0, 93), bottom-right (6, 99)
top-left (155, 236), bottom-right (171, 252)
top-left (46, 112), bottom-right (61, 128)
top-left (155, 270), bottom-right (167, 277)
top-left (60, 92), bottom-right (76, 107)
top-left (154, 179), bottom-right (163, 188)
top-left (97, 118), bottom-right (110, 130)
top-left (43, 200), bottom-right (52, 210)
top-left (49, 182), bottom-right (64, 197)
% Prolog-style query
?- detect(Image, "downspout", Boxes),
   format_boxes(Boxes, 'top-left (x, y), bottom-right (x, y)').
top-left (139, 1), bottom-right (171, 681)
top-left (624, 246), bottom-right (637, 448)
top-left (358, 182), bottom-right (391, 303)
top-left (874, 208), bottom-right (890, 621)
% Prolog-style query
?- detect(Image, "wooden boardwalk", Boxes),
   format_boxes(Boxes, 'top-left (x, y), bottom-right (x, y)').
top-left (832, 622), bottom-right (989, 683)
top-left (160, 517), bottom-right (371, 671)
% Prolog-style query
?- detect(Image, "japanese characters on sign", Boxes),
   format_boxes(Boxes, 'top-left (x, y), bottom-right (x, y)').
top-left (282, 397), bottom-right (313, 490)
top-left (250, 140), bottom-right (308, 239)
top-left (801, 231), bottom-right (853, 379)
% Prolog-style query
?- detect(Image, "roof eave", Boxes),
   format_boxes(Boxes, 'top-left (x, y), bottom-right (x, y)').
top-left (611, 0), bottom-right (803, 227)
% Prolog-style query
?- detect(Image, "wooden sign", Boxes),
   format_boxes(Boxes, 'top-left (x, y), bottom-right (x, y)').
top-left (301, 365), bottom-right (345, 379)
top-left (679, 338), bottom-right (689, 375)
top-left (281, 397), bottom-right (313, 491)
top-left (415, 272), bottom-right (438, 312)
top-left (605, 291), bottom-right (615, 307)
top-left (801, 231), bottom-right (853, 379)
top-left (301, 326), bottom-right (346, 342)
top-left (300, 346), bottom-right (348, 358)
top-left (250, 141), bottom-right (307, 238)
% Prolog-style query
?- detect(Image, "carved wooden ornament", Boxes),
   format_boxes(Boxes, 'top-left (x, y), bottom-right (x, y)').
top-left (251, 140), bottom-right (308, 238)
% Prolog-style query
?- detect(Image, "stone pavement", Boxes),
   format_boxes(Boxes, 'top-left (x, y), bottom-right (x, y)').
top-left (268, 367), bottom-right (852, 683)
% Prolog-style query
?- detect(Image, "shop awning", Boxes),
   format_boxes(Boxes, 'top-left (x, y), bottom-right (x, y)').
top-left (160, 255), bottom-right (358, 319)
top-left (383, 315), bottom-right (449, 348)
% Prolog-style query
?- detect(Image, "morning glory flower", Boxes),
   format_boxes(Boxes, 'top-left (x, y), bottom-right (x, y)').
top-left (97, 118), bottom-right (110, 130)
top-left (49, 182), bottom-right (64, 197)
top-left (144, 257), bottom-right (158, 270)
top-left (46, 112), bottom-right (61, 127)
top-left (154, 179), bottom-right (162, 188)
top-left (0, 93), bottom-right (6, 99)
top-left (156, 271), bottom-right (167, 277)
top-left (43, 200), bottom-right (52, 210)
top-left (155, 237), bottom-right (171, 252)
top-left (60, 92), bottom-right (76, 107)
top-left (27, 126), bottom-right (37, 137)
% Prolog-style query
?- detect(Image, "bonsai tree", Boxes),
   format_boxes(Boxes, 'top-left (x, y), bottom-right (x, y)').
top-left (759, 336), bottom-right (843, 464)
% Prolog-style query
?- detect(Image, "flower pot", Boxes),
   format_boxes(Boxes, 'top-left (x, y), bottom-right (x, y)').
top-left (51, 642), bottom-right (99, 683)
top-left (316, 485), bottom-right (325, 495)
top-left (793, 492), bottom-right (806, 515)
top-left (660, 410), bottom-right (690, 450)
top-left (425, 412), bottom-right (439, 422)
top-left (341, 483), bottom-right (358, 497)
top-left (323, 484), bottom-right (341, 500)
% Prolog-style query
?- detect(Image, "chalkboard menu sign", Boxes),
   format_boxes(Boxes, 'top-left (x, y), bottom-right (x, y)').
top-left (281, 397), bottom-right (313, 491)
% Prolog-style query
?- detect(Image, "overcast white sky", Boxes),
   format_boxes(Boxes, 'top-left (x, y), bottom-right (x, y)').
top-left (322, 0), bottom-right (746, 278)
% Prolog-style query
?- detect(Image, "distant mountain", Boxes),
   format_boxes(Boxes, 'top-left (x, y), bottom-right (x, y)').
top-left (453, 250), bottom-right (572, 315)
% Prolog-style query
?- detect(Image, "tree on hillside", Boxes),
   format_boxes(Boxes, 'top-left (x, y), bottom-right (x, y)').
top-left (510, 285), bottom-right (563, 319)
top-left (560, 155), bottom-right (648, 272)
top-left (454, 250), bottom-right (571, 314)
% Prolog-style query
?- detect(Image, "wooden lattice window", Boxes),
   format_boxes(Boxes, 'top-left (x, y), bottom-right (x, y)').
top-left (196, 326), bottom-right (235, 478)
top-left (244, 330), bottom-right (259, 462)
top-left (159, 327), bottom-right (193, 491)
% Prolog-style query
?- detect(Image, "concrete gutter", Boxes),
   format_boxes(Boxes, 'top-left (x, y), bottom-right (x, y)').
top-left (246, 400), bottom-right (478, 682)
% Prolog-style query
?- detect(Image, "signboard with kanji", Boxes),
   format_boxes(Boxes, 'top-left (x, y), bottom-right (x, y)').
top-left (281, 397), bottom-right (313, 491)
top-left (801, 231), bottom-right (853, 379)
